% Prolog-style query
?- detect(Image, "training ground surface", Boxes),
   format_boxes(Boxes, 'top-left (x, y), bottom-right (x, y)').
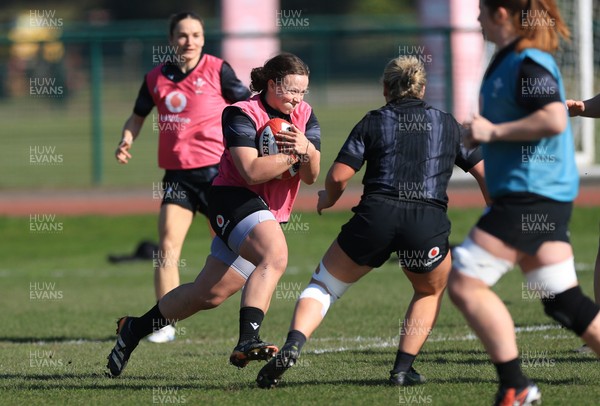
top-left (0, 182), bottom-right (598, 216)
top-left (3, 163), bottom-right (600, 217)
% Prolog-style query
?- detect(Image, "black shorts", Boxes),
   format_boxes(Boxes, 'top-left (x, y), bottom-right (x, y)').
top-left (208, 186), bottom-right (270, 244)
top-left (337, 194), bottom-right (451, 273)
top-left (160, 165), bottom-right (219, 215)
top-left (477, 192), bottom-right (572, 255)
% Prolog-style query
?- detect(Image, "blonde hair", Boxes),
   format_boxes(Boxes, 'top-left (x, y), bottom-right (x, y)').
top-left (484, 0), bottom-right (570, 53)
top-left (382, 56), bottom-right (426, 101)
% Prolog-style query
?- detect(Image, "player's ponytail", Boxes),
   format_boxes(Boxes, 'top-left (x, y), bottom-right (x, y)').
top-left (383, 56), bottom-right (426, 101)
top-left (517, 0), bottom-right (569, 52)
top-left (250, 52), bottom-right (309, 93)
top-left (483, 0), bottom-right (569, 53)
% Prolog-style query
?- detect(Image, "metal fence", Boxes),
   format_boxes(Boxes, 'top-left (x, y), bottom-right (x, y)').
top-left (0, 15), bottom-right (596, 188)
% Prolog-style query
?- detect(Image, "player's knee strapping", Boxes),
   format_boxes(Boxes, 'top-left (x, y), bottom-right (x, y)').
top-left (526, 257), bottom-right (600, 336)
top-left (210, 237), bottom-right (256, 280)
top-left (298, 261), bottom-right (352, 317)
top-left (452, 237), bottom-right (513, 286)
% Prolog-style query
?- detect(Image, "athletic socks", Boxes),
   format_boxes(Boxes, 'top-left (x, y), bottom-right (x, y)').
top-left (494, 358), bottom-right (529, 389)
top-left (238, 306), bottom-right (265, 343)
top-left (391, 351), bottom-right (417, 373)
top-left (129, 304), bottom-right (170, 339)
top-left (285, 329), bottom-right (307, 352)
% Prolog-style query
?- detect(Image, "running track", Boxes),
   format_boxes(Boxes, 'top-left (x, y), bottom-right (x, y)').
top-left (0, 182), bottom-right (598, 216)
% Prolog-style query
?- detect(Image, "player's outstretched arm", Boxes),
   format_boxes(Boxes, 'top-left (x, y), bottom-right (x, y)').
top-left (116, 113), bottom-right (145, 164)
top-left (470, 101), bottom-right (567, 143)
top-left (567, 93), bottom-right (600, 118)
top-left (317, 162), bottom-right (355, 215)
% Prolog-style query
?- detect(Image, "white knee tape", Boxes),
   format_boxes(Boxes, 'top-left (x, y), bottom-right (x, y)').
top-left (299, 284), bottom-right (331, 318)
top-left (525, 257), bottom-right (577, 295)
top-left (312, 261), bottom-right (352, 300)
top-left (297, 262), bottom-right (353, 318)
top-left (452, 237), bottom-right (513, 286)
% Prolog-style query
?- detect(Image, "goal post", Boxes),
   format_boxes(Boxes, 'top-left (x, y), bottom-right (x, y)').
top-left (557, 0), bottom-right (596, 166)
top-left (576, 0), bottom-right (595, 166)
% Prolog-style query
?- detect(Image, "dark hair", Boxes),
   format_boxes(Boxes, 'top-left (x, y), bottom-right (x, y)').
top-left (483, 0), bottom-right (569, 52)
top-left (249, 53), bottom-right (310, 93)
top-left (169, 12), bottom-right (204, 38)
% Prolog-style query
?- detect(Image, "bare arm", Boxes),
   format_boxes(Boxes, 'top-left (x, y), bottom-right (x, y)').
top-left (468, 160), bottom-right (491, 206)
top-left (298, 142), bottom-right (320, 185)
top-left (466, 102), bottom-right (567, 145)
top-left (276, 124), bottom-right (320, 185)
top-left (567, 94), bottom-right (600, 118)
top-left (230, 146), bottom-right (300, 185)
top-left (317, 162), bottom-right (356, 214)
top-left (116, 113), bottom-right (145, 164)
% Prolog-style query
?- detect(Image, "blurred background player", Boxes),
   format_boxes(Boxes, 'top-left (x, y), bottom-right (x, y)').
top-left (256, 55), bottom-right (488, 389)
top-left (114, 12), bottom-right (250, 343)
top-left (567, 93), bottom-right (600, 354)
top-left (448, 1), bottom-right (600, 405)
top-left (107, 52), bottom-right (321, 377)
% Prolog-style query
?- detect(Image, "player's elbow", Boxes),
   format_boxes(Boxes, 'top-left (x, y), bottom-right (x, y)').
top-left (546, 115), bottom-right (566, 136)
top-left (237, 165), bottom-right (264, 185)
top-left (327, 172), bottom-right (348, 190)
top-left (543, 103), bottom-right (568, 136)
top-left (241, 173), bottom-right (262, 185)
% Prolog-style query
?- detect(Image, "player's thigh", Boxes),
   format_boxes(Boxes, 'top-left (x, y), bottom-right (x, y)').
top-left (519, 241), bottom-right (574, 272)
top-left (469, 226), bottom-right (520, 264)
top-left (238, 219), bottom-right (288, 268)
top-left (321, 239), bottom-right (372, 284)
top-left (193, 254), bottom-right (246, 300)
top-left (404, 253), bottom-right (452, 295)
top-left (158, 203), bottom-right (194, 244)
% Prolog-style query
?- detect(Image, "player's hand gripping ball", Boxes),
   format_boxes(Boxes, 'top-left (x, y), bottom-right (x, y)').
top-left (256, 118), bottom-right (300, 180)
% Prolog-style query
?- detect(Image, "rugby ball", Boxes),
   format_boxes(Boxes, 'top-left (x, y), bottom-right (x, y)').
top-left (256, 118), bottom-right (300, 180)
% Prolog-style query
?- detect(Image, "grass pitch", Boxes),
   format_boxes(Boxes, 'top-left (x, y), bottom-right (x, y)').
top-left (1, 207), bottom-right (599, 405)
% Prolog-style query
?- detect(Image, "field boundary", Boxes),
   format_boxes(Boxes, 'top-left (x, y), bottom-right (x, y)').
top-left (1, 178), bottom-right (599, 217)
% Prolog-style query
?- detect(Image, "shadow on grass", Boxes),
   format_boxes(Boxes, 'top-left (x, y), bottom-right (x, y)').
top-left (0, 372), bottom-right (215, 391)
top-left (0, 336), bottom-right (115, 343)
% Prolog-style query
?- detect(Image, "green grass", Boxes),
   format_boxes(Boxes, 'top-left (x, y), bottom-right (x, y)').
top-left (1, 207), bottom-right (600, 405)
top-left (0, 86), bottom-right (371, 189)
top-left (2, 79), bottom-right (599, 191)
